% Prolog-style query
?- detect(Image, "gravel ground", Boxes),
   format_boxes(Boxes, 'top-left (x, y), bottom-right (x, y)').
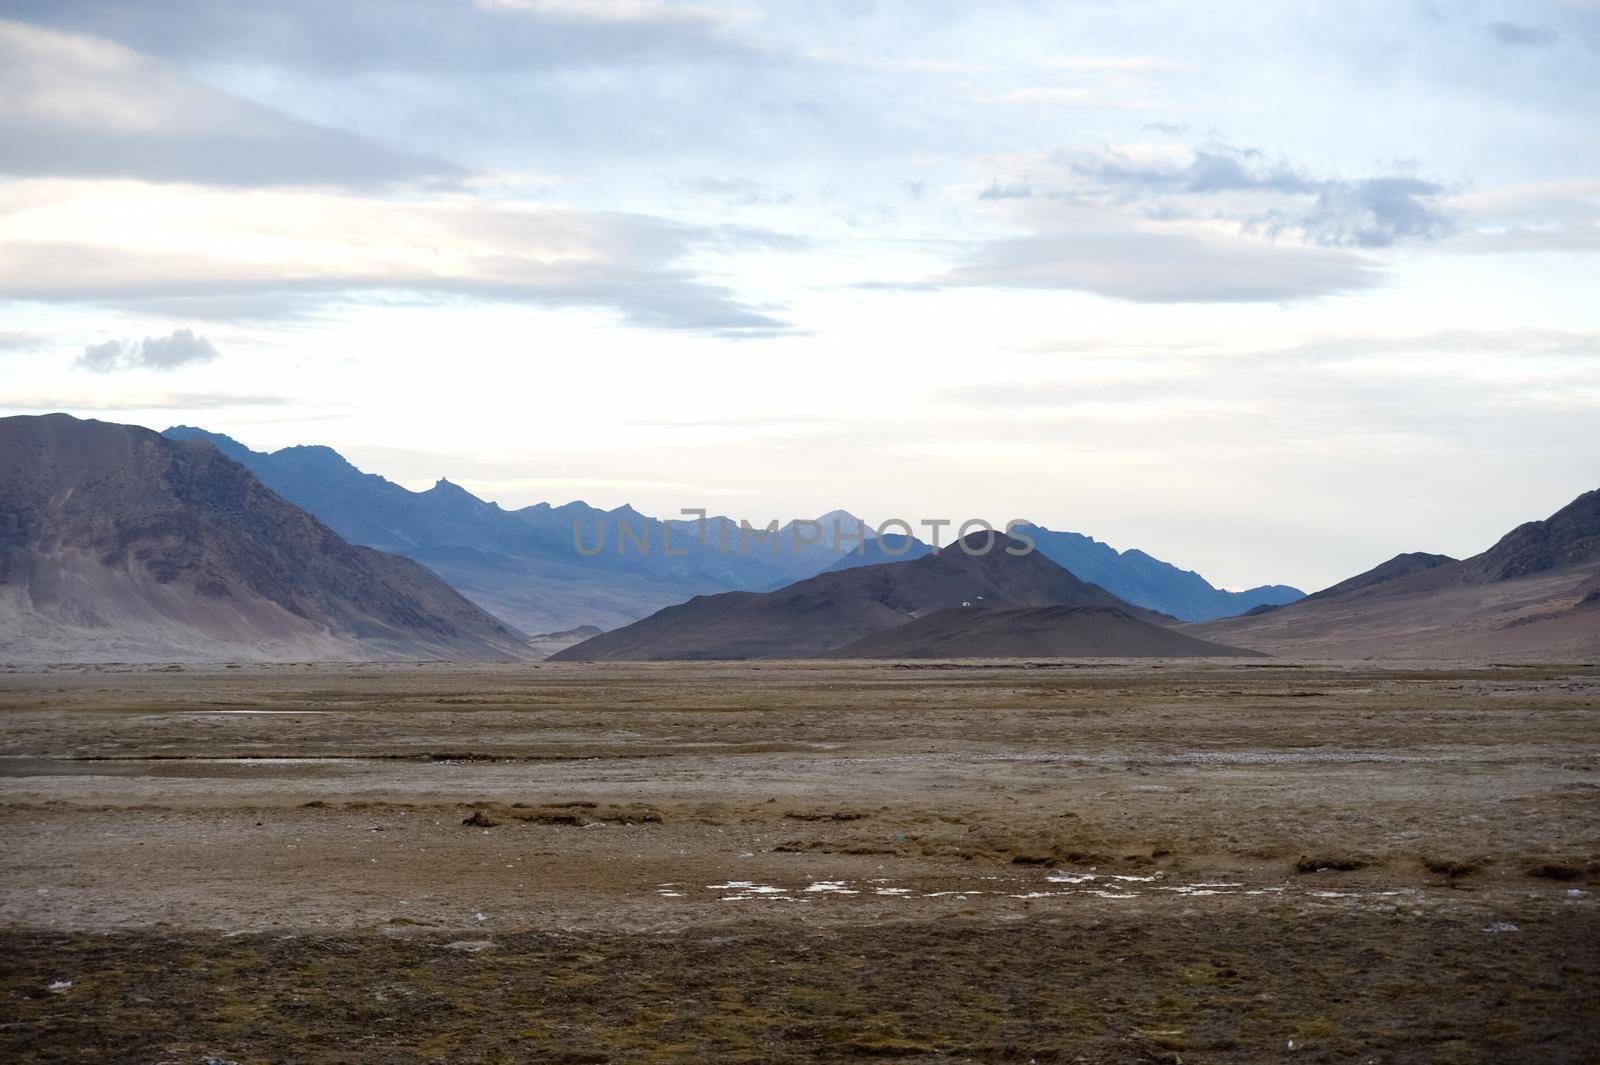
top-left (1, 659), bottom-right (1596, 1062)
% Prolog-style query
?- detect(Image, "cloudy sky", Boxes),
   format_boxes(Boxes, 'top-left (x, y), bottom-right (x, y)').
top-left (2, 0), bottom-right (1597, 591)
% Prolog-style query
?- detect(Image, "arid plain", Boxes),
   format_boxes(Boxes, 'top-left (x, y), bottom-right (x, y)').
top-left (2, 659), bottom-right (1597, 1063)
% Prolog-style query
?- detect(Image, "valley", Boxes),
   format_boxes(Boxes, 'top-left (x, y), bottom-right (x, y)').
top-left (3, 659), bottom-right (1596, 1062)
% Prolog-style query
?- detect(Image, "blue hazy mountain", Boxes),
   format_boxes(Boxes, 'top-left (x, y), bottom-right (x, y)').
top-left (1014, 525), bottom-right (1302, 621)
top-left (163, 427), bottom-right (1301, 628)
top-left (819, 525), bottom-right (1301, 621)
top-left (162, 428), bottom-right (873, 632)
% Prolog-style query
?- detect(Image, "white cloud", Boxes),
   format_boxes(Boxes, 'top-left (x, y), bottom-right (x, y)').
top-left (0, 19), bottom-right (458, 187)
top-left (940, 220), bottom-right (1383, 302)
top-left (1445, 179), bottom-right (1600, 252)
top-left (2, 392), bottom-right (289, 411)
top-left (671, 175), bottom-right (794, 206)
top-left (1042, 57), bottom-right (1192, 74)
top-left (0, 179), bottom-right (796, 334)
top-left (7, 0), bottom-right (764, 77)
top-left (980, 87), bottom-right (1131, 108)
top-left (475, 0), bottom-right (746, 27)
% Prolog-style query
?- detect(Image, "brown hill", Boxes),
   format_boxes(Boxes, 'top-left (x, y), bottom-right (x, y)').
top-left (1192, 489), bottom-right (1600, 659)
top-left (0, 414), bottom-right (531, 662)
top-left (552, 532), bottom-right (1165, 661)
top-left (828, 605), bottom-right (1260, 660)
top-left (527, 624), bottom-right (604, 660)
top-left (1301, 552), bottom-right (1456, 603)
top-left (1461, 488), bottom-right (1600, 582)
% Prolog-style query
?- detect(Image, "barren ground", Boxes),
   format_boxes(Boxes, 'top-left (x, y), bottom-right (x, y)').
top-left (1, 659), bottom-right (1597, 1062)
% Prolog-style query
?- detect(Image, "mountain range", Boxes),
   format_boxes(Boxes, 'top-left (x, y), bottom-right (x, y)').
top-left (160, 426), bottom-right (1302, 628)
top-left (0, 415), bottom-right (529, 662)
top-left (2, 415), bottom-right (1593, 664)
top-left (564, 489), bottom-right (1600, 662)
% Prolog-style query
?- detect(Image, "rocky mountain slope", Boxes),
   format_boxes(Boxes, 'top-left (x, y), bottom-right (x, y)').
top-left (1192, 489), bottom-right (1600, 658)
top-left (0, 415), bottom-right (531, 662)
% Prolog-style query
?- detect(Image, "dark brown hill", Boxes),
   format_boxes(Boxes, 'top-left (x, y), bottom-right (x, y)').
top-left (828, 605), bottom-right (1260, 659)
top-left (1301, 552), bottom-right (1457, 603)
top-left (0, 414), bottom-right (530, 662)
top-left (553, 532), bottom-right (1164, 661)
top-left (1192, 488), bottom-right (1600, 659)
top-left (1461, 488), bottom-right (1600, 582)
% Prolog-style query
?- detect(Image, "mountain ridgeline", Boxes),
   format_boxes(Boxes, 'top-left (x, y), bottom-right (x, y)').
top-left (160, 426), bottom-right (1303, 628)
top-left (1011, 524), bottom-right (1301, 620)
top-left (163, 427), bottom-right (886, 632)
top-left (3, 416), bottom-right (1591, 663)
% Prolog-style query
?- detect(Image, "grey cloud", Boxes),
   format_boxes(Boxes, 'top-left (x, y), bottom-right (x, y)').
top-left (1141, 121), bottom-right (1188, 136)
top-left (1060, 143), bottom-right (1454, 248)
top-left (0, 331), bottom-right (41, 351)
top-left (1069, 145), bottom-right (1313, 196)
top-left (1295, 176), bottom-right (1455, 248)
top-left (76, 329), bottom-right (220, 374)
top-left (1486, 21), bottom-right (1557, 47)
top-left (0, 20), bottom-right (462, 187)
top-left (941, 228), bottom-right (1383, 303)
top-left (1187, 149), bottom-right (1316, 195)
top-left (134, 328), bottom-right (221, 369)
top-left (77, 339), bottom-right (127, 373)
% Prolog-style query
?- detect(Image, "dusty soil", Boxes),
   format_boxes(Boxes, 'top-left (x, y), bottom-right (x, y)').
top-left (1, 659), bottom-right (1597, 1062)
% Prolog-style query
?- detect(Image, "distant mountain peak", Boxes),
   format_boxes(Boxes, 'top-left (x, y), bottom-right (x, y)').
top-left (810, 509), bottom-right (873, 530)
top-left (279, 443), bottom-right (345, 459)
top-left (162, 425), bottom-right (253, 461)
top-left (270, 443), bottom-right (361, 474)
